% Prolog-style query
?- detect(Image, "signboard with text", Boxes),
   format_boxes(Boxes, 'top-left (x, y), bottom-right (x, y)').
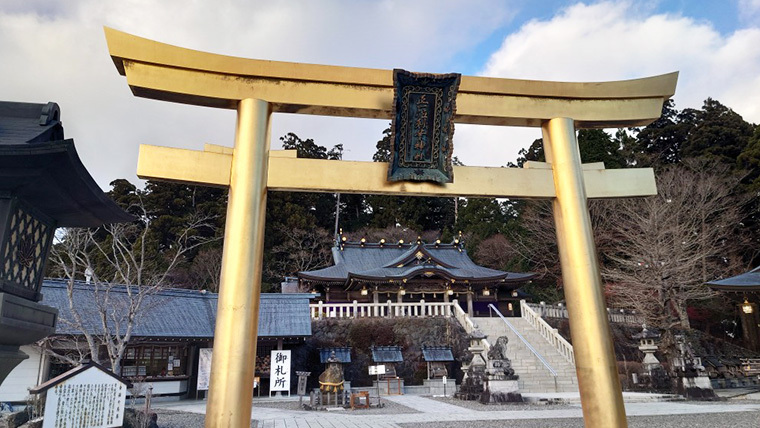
top-left (197, 348), bottom-right (213, 391)
top-left (270, 350), bottom-right (291, 392)
top-left (368, 364), bottom-right (386, 376)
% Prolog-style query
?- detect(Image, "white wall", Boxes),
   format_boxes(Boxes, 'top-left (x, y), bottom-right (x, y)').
top-left (0, 345), bottom-right (45, 402)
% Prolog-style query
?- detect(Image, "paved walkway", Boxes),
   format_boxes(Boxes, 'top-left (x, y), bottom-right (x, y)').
top-left (155, 392), bottom-right (760, 428)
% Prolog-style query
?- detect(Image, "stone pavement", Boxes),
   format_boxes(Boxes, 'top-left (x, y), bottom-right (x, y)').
top-left (154, 392), bottom-right (760, 428)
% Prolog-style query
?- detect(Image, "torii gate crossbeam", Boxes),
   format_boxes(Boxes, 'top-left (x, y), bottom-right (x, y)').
top-left (104, 27), bottom-right (677, 428)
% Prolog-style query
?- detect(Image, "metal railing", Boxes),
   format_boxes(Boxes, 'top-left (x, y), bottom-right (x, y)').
top-left (520, 300), bottom-right (575, 365)
top-left (488, 304), bottom-right (558, 391)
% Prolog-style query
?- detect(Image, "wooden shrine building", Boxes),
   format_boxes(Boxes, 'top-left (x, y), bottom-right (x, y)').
top-left (0, 101), bottom-right (132, 388)
top-left (0, 280), bottom-right (315, 402)
top-left (298, 232), bottom-right (535, 317)
top-left (708, 267), bottom-right (760, 352)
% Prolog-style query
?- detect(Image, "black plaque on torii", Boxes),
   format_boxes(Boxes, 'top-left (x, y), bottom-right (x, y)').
top-left (387, 69), bottom-right (461, 184)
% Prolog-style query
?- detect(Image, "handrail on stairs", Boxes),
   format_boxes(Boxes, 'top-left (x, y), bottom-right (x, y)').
top-left (488, 304), bottom-right (558, 392)
top-left (520, 300), bottom-right (575, 365)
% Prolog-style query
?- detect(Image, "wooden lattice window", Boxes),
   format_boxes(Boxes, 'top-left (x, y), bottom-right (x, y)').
top-left (0, 198), bottom-right (55, 300)
top-left (121, 344), bottom-right (188, 378)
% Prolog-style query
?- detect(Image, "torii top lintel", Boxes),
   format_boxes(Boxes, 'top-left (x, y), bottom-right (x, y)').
top-left (104, 27), bottom-right (677, 129)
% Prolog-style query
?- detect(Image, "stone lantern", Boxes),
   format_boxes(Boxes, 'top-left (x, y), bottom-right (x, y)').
top-left (0, 101), bottom-right (132, 383)
top-left (457, 329), bottom-right (488, 400)
top-left (632, 325), bottom-right (661, 375)
top-left (464, 329), bottom-right (487, 374)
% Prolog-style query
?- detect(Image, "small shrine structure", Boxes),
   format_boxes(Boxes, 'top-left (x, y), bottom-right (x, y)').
top-left (371, 346), bottom-right (403, 395)
top-left (707, 267), bottom-right (760, 351)
top-left (422, 346), bottom-right (453, 379)
top-left (422, 345), bottom-right (455, 396)
top-left (319, 347), bottom-right (351, 390)
top-left (299, 233), bottom-right (534, 317)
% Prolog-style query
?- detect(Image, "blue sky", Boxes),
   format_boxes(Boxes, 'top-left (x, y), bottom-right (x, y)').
top-left (1, 0), bottom-right (759, 188)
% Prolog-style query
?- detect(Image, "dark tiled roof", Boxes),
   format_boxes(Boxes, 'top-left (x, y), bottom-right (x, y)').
top-left (0, 101), bottom-right (63, 145)
top-left (0, 101), bottom-right (132, 226)
top-left (299, 242), bottom-right (534, 285)
top-left (422, 346), bottom-right (454, 362)
top-left (631, 328), bottom-right (660, 340)
top-left (319, 347), bottom-right (352, 363)
top-left (707, 266), bottom-right (760, 291)
top-left (41, 279), bottom-right (312, 338)
top-left (257, 294), bottom-right (314, 337)
top-left (371, 345), bottom-right (403, 363)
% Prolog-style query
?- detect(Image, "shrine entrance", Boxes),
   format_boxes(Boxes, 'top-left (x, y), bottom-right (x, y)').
top-left (104, 27), bottom-right (677, 428)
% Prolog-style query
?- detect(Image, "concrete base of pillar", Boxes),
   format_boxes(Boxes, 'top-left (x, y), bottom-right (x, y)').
top-left (424, 378), bottom-right (456, 396)
top-left (677, 376), bottom-right (716, 399)
top-left (487, 379), bottom-right (519, 394)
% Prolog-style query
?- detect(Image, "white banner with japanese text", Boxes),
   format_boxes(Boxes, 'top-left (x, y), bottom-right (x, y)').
top-left (270, 350), bottom-right (291, 392)
top-left (197, 348), bottom-right (213, 391)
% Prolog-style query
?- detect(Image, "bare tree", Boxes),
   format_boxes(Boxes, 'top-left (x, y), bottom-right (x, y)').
top-left (499, 200), bottom-right (566, 302)
top-left (188, 246), bottom-right (224, 292)
top-left (42, 202), bottom-right (218, 374)
top-left (597, 161), bottom-right (753, 357)
top-left (473, 234), bottom-right (512, 270)
top-left (267, 227), bottom-right (333, 290)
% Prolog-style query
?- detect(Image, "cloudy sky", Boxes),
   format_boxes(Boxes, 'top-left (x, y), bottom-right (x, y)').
top-left (1, 0), bottom-right (759, 189)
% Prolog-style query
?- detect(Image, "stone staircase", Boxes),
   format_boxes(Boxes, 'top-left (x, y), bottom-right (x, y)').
top-left (476, 316), bottom-right (578, 393)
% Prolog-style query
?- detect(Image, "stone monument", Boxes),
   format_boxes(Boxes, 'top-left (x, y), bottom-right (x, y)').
top-left (673, 335), bottom-right (715, 399)
top-left (485, 336), bottom-right (520, 396)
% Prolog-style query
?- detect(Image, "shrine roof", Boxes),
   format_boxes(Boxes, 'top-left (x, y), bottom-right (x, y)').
top-left (0, 101), bottom-right (133, 227)
top-left (422, 346), bottom-right (454, 362)
top-left (706, 266), bottom-right (760, 292)
top-left (319, 347), bottom-right (352, 363)
top-left (371, 345), bottom-right (403, 363)
top-left (29, 361), bottom-right (131, 394)
top-left (298, 241), bottom-right (535, 285)
top-left (41, 279), bottom-right (314, 338)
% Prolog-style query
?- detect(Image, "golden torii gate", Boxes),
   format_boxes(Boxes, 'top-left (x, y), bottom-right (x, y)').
top-left (105, 27), bottom-right (677, 427)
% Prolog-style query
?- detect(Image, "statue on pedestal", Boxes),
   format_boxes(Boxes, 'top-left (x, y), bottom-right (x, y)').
top-left (318, 351), bottom-right (344, 393)
top-left (486, 336), bottom-right (518, 381)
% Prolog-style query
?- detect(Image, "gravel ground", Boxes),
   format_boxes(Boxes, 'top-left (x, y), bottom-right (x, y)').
top-left (145, 397), bottom-right (418, 427)
top-left (429, 396), bottom-right (576, 412)
top-left (399, 411), bottom-right (760, 428)
top-left (145, 399), bottom-right (760, 428)
top-left (148, 408), bottom-right (217, 428)
top-left (251, 397), bottom-right (420, 414)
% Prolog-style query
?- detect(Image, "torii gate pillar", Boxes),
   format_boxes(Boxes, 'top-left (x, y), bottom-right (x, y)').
top-left (104, 27), bottom-right (678, 428)
top-left (543, 118), bottom-right (625, 424)
top-left (207, 98), bottom-right (270, 426)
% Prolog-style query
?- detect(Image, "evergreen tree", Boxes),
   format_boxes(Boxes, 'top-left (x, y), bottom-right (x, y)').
top-left (682, 98), bottom-right (754, 165)
top-left (365, 125), bottom-right (456, 234)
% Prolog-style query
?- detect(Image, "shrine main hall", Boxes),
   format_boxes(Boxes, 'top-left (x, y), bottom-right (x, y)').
top-left (297, 232), bottom-right (535, 317)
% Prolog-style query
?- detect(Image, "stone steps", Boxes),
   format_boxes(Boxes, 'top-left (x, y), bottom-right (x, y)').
top-left (475, 317), bottom-right (578, 393)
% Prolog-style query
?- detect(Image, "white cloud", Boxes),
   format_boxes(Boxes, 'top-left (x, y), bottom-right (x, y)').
top-left (453, 1), bottom-right (760, 168)
top-left (483, 1), bottom-right (760, 119)
top-left (3, 1), bottom-right (758, 186)
top-left (0, 0), bottom-right (516, 188)
top-left (739, 0), bottom-right (760, 22)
